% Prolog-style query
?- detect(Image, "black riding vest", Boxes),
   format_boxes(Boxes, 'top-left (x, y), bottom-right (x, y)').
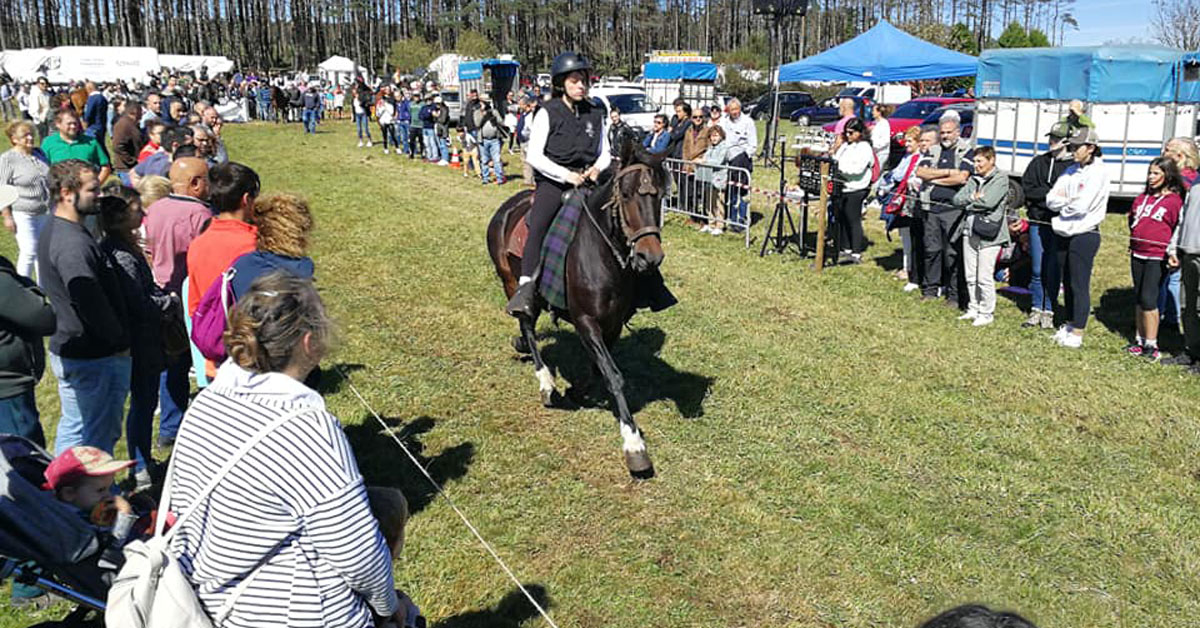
top-left (541, 97), bottom-right (604, 172)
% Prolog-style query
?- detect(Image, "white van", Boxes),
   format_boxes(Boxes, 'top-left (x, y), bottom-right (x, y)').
top-left (590, 87), bottom-right (659, 133)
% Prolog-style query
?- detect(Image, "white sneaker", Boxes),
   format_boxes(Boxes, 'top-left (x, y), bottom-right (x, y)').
top-left (957, 311), bottom-right (978, 321)
top-left (710, 228), bottom-right (724, 236)
top-left (357, 140), bottom-right (364, 148)
top-left (367, 141), bottom-right (374, 147)
top-left (437, 159), bottom-right (449, 166)
top-left (972, 315), bottom-right (994, 327)
top-left (1052, 325), bottom-right (1072, 343)
top-left (383, 148), bottom-right (389, 154)
top-left (902, 282), bottom-right (919, 293)
top-left (1058, 331), bottom-right (1083, 348)
top-left (700, 225), bottom-right (713, 233)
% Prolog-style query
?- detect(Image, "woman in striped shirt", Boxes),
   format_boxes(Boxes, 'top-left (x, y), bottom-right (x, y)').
top-left (166, 272), bottom-right (409, 627)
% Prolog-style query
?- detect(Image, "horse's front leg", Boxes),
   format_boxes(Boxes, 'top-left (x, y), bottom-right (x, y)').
top-left (576, 316), bottom-right (655, 479)
top-left (519, 315), bottom-right (556, 407)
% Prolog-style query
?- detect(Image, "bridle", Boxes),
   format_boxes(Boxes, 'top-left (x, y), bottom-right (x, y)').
top-left (583, 163), bottom-right (663, 269)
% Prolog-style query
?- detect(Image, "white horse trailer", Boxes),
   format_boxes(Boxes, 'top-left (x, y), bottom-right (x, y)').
top-left (974, 46), bottom-right (1200, 199)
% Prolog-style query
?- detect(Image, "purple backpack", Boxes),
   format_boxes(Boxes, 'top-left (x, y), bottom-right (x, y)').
top-left (190, 268), bottom-right (236, 361)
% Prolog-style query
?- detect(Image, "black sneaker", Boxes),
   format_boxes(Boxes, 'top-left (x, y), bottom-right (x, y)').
top-left (1143, 346), bottom-right (1162, 362)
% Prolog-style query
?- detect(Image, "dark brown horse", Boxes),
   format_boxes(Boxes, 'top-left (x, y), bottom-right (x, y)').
top-left (486, 140), bottom-right (667, 478)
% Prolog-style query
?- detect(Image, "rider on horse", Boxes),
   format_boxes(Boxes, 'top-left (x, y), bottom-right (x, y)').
top-left (504, 51), bottom-right (611, 319)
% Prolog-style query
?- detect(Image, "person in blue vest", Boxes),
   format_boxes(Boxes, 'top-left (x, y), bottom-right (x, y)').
top-left (505, 51), bottom-right (610, 318)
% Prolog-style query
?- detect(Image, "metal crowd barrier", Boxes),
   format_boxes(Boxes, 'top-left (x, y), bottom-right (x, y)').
top-left (660, 157), bottom-right (753, 248)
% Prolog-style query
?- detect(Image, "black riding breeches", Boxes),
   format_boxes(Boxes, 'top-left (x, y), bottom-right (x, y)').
top-left (521, 179), bottom-right (572, 278)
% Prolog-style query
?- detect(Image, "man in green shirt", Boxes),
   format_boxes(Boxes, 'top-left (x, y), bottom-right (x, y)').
top-left (41, 109), bottom-right (111, 183)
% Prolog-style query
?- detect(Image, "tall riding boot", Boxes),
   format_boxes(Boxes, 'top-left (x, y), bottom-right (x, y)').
top-left (505, 279), bottom-right (539, 318)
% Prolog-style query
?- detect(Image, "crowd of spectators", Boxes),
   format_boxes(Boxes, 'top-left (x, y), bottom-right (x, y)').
top-left (0, 75), bottom-right (420, 625)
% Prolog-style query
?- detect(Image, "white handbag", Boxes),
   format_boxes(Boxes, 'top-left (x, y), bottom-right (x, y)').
top-left (105, 408), bottom-right (308, 628)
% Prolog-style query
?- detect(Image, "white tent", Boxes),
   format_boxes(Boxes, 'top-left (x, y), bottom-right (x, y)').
top-left (317, 55), bottom-right (368, 86)
top-left (158, 54), bottom-right (235, 75)
top-left (2, 46), bottom-right (159, 84)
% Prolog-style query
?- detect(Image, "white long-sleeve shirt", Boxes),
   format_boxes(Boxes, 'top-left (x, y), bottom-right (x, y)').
top-left (870, 117), bottom-right (891, 165)
top-left (1048, 158), bottom-right (1110, 236)
top-left (27, 85), bottom-right (49, 123)
top-left (835, 140), bottom-right (875, 192)
top-left (524, 106), bottom-right (611, 184)
top-left (720, 112), bottom-right (758, 162)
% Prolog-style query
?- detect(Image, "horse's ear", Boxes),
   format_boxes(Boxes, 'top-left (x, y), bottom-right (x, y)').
top-left (619, 132), bottom-right (636, 167)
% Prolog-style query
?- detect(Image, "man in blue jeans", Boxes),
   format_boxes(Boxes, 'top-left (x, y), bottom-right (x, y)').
top-left (301, 85), bottom-right (320, 134)
top-left (36, 159), bottom-right (131, 455)
top-left (476, 94), bottom-right (506, 184)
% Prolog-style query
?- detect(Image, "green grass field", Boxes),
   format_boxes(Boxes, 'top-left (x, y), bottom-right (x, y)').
top-left (2, 119), bottom-right (1198, 628)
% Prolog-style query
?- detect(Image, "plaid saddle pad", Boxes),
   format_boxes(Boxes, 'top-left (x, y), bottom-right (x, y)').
top-left (537, 192), bottom-right (587, 311)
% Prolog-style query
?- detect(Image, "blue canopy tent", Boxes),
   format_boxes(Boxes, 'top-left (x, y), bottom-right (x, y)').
top-left (976, 46), bottom-right (1188, 103)
top-left (778, 21), bottom-right (977, 82)
top-left (458, 58), bottom-right (521, 104)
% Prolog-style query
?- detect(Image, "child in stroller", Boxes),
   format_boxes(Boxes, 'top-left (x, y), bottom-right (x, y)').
top-left (1, 436), bottom-right (152, 624)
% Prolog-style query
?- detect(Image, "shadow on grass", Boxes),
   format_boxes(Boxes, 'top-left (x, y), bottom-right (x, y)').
top-left (537, 327), bottom-right (712, 418)
top-left (1094, 286), bottom-right (1185, 352)
top-left (344, 416), bottom-right (475, 515)
top-left (1095, 286), bottom-right (1137, 342)
top-left (317, 362), bottom-right (366, 395)
top-left (431, 584), bottom-right (552, 628)
top-left (871, 245), bottom-right (903, 273)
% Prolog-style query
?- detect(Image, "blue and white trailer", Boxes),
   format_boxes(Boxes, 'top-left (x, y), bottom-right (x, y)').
top-left (974, 45), bottom-right (1200, 198)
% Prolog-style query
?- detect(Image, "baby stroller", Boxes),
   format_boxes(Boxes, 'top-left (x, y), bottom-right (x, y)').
top-left (0, 434), bottom-right (111, 626)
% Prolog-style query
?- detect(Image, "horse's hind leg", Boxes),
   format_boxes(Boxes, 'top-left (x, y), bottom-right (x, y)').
top-left (520, 316), bottom-right (555, 407)
top-left (576, 317), bottom-right (654, 479)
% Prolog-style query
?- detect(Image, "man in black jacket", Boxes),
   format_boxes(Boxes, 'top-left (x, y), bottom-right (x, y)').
top-left (0, 254), bottom-right (56, 446)
top-left (1020, 121), bottom-right (1073, 329)
top-left (666, 98), bottom-right (693, 159)
top-left (37, 159), bottom-right (131, 455)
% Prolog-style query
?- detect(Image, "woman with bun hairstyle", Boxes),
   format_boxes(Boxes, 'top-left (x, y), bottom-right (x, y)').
top-left (165, 272), bottom-right (416, 628)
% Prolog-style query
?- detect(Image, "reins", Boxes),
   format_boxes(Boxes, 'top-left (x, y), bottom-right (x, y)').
top-left (581, 163), bottom-right (663, 269)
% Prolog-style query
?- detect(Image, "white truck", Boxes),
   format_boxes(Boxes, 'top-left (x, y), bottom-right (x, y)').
top-left (641, 52), bottom-right (719, 113)
top-left (974, 46), bottom-right (1200, 199)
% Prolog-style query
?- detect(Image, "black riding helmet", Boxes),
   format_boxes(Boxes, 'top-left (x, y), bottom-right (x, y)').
top-left (550, 51), bottom-right (592, 95)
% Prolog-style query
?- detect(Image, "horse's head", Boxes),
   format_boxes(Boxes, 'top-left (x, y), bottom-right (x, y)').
top-left (612, 137), bottom-right (667, 273)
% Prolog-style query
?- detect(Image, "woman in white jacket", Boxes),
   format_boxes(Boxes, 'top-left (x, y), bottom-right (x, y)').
top-left (1047, 126), bottom-right (1110, 348)
top-left (375, 89), bottom-right (397, 155)
top-left (833, 117), bottom-right (875, 264)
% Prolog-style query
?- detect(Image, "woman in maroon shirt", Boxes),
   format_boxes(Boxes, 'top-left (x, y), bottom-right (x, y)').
top-left (1127, 157), bottom-right (1185, 361)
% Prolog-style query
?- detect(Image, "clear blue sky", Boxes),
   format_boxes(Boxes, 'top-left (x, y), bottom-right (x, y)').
top-left (1060, 0), bottom-right (1153, 46)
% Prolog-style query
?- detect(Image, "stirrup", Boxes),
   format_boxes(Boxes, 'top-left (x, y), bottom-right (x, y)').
top-left (505, 281), bottom-right (539, 319)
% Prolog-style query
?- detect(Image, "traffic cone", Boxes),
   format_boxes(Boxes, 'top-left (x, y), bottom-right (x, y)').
top-left (450, 146), bottom-right (462, 169)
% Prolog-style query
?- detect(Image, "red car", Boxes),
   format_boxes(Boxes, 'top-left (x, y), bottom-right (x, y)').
top-left (821, 96), bottom-right (973, 134)
top-left (886, 97), bottom-right (975, 137)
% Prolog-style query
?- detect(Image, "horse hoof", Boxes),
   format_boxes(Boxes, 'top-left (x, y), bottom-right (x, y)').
top-left (624, 450), bottom-right (655, 479)
top-left (512, 335), bottom-right (531, 354)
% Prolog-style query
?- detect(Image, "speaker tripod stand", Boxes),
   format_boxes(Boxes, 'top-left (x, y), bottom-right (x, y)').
top-left (759, 134), bottom-right (803, 257)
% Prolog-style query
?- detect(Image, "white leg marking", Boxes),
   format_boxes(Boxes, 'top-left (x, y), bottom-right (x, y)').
top-left (619, 421), bottom-right (646, 453)
top-left (536, 366), bottom-right (555, 396)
